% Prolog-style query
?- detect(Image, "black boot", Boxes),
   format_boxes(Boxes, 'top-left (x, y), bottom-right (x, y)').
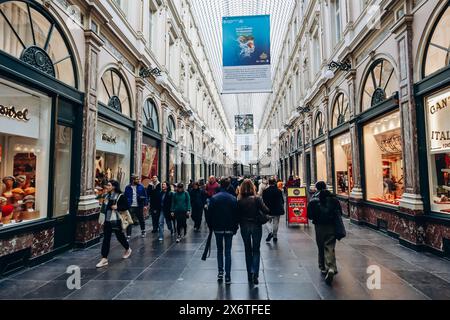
top-left (253, 274), bottom-right (259, 285)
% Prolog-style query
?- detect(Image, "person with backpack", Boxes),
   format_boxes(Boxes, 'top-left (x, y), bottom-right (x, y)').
top-left (307, 181), bottom-right (344, 285)
top-left (171, 183), bottom-right (191, 243)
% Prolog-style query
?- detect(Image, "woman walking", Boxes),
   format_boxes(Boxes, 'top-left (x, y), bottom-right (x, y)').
top-left (189, 181), bottom-right (207, 232)
top-left (171, 183), bottom-right (191, 243)
top-left (237, 179), bottom-right (270, 285)
top-left (155, 182), bottom-right (174, 241)
top-left (96, 180), bottom-right (132, 268)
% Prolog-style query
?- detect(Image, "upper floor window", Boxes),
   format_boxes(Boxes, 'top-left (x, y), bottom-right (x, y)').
top-left (98, 68), bottom-right (131, 117)
top-left (315, 111), bottom-right (325, 138)
top-left (167, 115), bottom-right (176, 140)
top-left (331, 0), bottom-right (342, 45)
top-left (311, 24), bottom-right (321, 78)
top-left (361, 59), bottom-right (398, 112)
top-left (424, 2), bottom-right (450, 77)
top-left (332, 93), bottom-right (349, 128)
top-left (143, 99), bottom-right (159, 132)
top-left (0, 0), bottom-right (77, 87)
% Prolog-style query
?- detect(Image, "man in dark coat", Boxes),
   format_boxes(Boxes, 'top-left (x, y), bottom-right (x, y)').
top-left (147, 176), bottom-right (162, 233)
top-left (307, 181), bottom-right (342, 286)
top-left (206, 178), bottom-right (238, 285)
top-left (189, 181), bottom-right (207, 231)
top-left (262, 177), bottom-right (285, 243)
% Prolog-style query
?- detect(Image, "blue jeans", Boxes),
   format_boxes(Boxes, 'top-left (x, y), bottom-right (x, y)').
top-left (215, 232), bottom-right (233, 277)
top-left (159, 211), bottom-right (173, 239)
top-left (240, 222), bottom-right (262, 276)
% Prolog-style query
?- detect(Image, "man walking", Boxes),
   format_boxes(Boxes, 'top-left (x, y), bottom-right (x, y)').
top-left (205, 176), bottom-right (220, 199)
top-left (262, 177), bottom-right (285, 243)
top-left (206, 178), bottom-right (238, 285)
top-left (307, 181), bottom-right (342, 285)
top-left (148, 176), bottom-right (162, 233)
top-left (124, 174), bottom-right (148, 239)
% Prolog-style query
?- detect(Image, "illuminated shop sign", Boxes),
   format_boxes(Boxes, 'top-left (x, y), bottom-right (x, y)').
top-left (0, 105), bottom-right (30, 122)
top-left (427, 88), bottom-right (450, 153)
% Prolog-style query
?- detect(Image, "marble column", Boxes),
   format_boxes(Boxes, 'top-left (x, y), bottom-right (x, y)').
top-left (75, 29), bottom-right (104, 247)
top-left (134, 78), bottom-right (145, 177)
top-left (160, 103), bottom-right (168, 182)
top-left (300, 120), bottom-right (308, 188)
top-left (322, 95), bottom-right (333, 190)
top-left (308, 114), bottom-right (316, 192)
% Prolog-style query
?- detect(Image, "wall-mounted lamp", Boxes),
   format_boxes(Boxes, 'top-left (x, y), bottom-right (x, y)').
top-left (297, 105), bottom-right (311, 114)
top-left (324, 60), bottom-right (352, 79)
top-left (140, 66), bottom-right (167, 85)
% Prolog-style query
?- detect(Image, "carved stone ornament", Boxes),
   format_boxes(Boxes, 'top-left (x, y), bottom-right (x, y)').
top-left (20, 46), bottom-right (55, 77)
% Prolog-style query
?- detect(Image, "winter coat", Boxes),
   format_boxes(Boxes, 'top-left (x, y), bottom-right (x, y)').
top-left (124, 184), bottom-right (148, 208)
top-left (307, 190), bottom-right (342, 226)
top-left (189, 188), bottom-right (207, 209)
top-left (205, 182), bottom-right (220, 198)
top-left (206, 191), bottom-right (239, 232)
top-left (262, 185), bottom-right (285, 216)
top-left (147, 182), bottom-right (161, 211)
top-left (171, 191), bottom-right (192, 212)
top-left (258, 181), bottom-right (269, 196)
top-left (237, 195), bottom-right (270, 224)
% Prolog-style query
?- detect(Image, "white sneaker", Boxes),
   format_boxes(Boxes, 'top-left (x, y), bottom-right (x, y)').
top-left (122, 248), bottom-right (132, 259)
top-left (96, 258), bottom-right (108, 268)
top-left (158, 237), bottom-right (163, 241)
top-left (176, 237), bottom-right (181, 243)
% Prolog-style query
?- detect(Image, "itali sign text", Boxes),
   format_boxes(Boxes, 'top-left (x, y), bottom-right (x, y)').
top-left (0, 105), bottom-right (30, 122)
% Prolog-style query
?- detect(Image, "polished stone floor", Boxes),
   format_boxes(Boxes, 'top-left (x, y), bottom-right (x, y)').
top-left (1, 217), bottom-right (450, 300)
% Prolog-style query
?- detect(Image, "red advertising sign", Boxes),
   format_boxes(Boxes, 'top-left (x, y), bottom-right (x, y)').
top-left (287, 187), bottom-right (308, 226)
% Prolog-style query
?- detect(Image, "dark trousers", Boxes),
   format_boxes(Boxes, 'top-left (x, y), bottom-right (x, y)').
top-left (240, 222), bottom-right (262, 276)
top-left (192, 207), bottom-right (203, 229)
top-left (215, 232), bottom-right (233, 276)
top-left (101, 222), bottom-right (130, 258)
top-left (175, 211), bottom-right (187, 236)
top-left (127, 206), bottom-right (145, 236)
top-left (314, 224), bottom-right (337, 272)
top-left (151, 210), bottom-right (160, 231)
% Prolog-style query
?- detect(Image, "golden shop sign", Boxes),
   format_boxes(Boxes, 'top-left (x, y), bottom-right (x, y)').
top-left (0, 105), bottom-right (30, 122)
top-left (427, 87), bottom-right (450, 153)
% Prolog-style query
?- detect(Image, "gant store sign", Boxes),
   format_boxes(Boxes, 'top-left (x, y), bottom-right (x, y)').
top-left (427, 87), bottom-right (450, 153)
top-left (0, 105), bottom-right (30, 122)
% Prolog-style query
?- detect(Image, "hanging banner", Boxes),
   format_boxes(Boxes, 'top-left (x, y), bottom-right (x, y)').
top-left (222, 15), bottom-right (271, 94)
top-left (287, 187), bottom-right (309, 226)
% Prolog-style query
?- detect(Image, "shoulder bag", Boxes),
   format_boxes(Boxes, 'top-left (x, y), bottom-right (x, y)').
top-left (117, 194), bottom-right (134, 231)
top-left (255, 197), bottom-right (270, 225)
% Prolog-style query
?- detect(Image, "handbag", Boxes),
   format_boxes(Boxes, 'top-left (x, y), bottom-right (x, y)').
top-left (98, 212), bottom-right (105, 225)
top-left (117, 194), bottom-right (134, 230)
top-left (335, 209), bottom-right (347, 241)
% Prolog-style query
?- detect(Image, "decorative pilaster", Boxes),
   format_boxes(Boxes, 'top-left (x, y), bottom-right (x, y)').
top-left (161, 103), bottom-right (169, 182)
top-left (134, 78), bottom-right (145, 177)
top-left (308, 113), bottom-right (316, 192)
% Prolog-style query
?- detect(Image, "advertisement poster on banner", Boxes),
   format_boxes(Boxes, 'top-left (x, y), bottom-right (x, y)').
top-left (235, 114), bottom-right (254, 134)
top-left (287, 187), bottom-right (308, 226)
top-left (222, 15), bottom-right (271, 93)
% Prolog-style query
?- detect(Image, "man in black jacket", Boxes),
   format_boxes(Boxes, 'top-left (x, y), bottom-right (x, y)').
top-left (307, 181), bottom-right (341, 285)
top-left (148, 176), bottom-right (162, 233)
top-left (262, 177), bottom-right (285, 242)
top-left (206, 178), bottom-right (238, 285)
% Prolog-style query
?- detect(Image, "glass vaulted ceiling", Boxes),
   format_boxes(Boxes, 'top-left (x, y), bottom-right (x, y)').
top-left (191, 0), bottom-right (296, 130)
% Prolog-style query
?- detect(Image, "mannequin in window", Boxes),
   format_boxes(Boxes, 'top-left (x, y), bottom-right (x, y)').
top-left (2, 176), bottom-right (15, 204)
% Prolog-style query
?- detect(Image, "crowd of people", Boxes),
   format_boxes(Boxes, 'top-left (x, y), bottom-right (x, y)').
top-left (94, 173), bottom-right (345, 286)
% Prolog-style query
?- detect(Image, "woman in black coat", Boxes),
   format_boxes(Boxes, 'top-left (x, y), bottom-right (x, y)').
top-left (96, 180), bottom-right (132, 268)
top-left (189, 181), bottom-right (207, 231)
top-left (262, 178), bottom-right (285, 243)
top-left (154, 182), bottom-right (174, 240)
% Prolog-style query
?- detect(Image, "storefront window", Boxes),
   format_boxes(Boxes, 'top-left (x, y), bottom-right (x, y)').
top-left (141, 136), bottom-right (159, 188)
top-left (363, 111), bottom-right (404, 206)
top-left (167, 115), bottom-right (176, 140)
top-left (425, 87), bottom-right (450, 214)
top-left (53, 125), bottom-right (72, 217)
top-left (333, 132), bottom-right (353, 196)
top-left (95, 119), bottom-right (131, 190)
top-left (0, 0), bottom-right (76, 87)
top-left (0, 80), bottom-right (51, 227)
top-left (98, 69), bottom-right (131, 118)
top-left (297, 152), bottom-right (304, 184)
top-left (332, 93), bottom-right (349, 128)
top-left (315, 143), bottom-right (327, 183)
top-left (424, 3), bottom-right (450, 77)
top-left (362, 59), bottom-right (398, 112)
top-left (167, 145), bottom-right (177, 185)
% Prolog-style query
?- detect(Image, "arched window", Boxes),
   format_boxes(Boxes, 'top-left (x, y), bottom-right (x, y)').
top-left (0, 0), bottom-right (77, 87)
top-left (98, 68), bottom-right (131, 117)
top-left (315, 111), bottom-right (324, 138)
top-left (143, 99), bottom-right (159, 132)
top-left (166, 115), bottom-right (176, 140)
top-left (361, 59), bottom-right (398, 111)
top-left (297, 129), bottom-right (302, 148)
top-left (332, 93), bottom-right (349, 128)
top-left (424, 2), bottom-right (450, 77)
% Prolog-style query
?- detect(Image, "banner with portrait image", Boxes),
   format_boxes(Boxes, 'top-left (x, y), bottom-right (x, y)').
top-left (222, 15), bottom-right (271, 94)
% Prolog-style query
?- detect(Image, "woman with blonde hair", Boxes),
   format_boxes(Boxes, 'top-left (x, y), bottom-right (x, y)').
top-left (236, 179), bottom-right (270, 285)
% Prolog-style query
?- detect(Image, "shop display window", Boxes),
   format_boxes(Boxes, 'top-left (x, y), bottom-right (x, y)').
top-left (95, 120), bottom-right (130, 190)
top-left (363, 111), bottom-right (404, 206)
top-left (167, 146), bottom-right (177, 185)
top-left (53, 125), bottom-right (72, 217)
top-left (425, 88), bottom-right (450, 214)
top-left (0, 80), bottom-right (51, 227)
top-left (315, 143), bottom-right (327, 183)
top-left (141, 136), bottom-right (159, 188)
top-left (333, 132), bottom-right (353, 196)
